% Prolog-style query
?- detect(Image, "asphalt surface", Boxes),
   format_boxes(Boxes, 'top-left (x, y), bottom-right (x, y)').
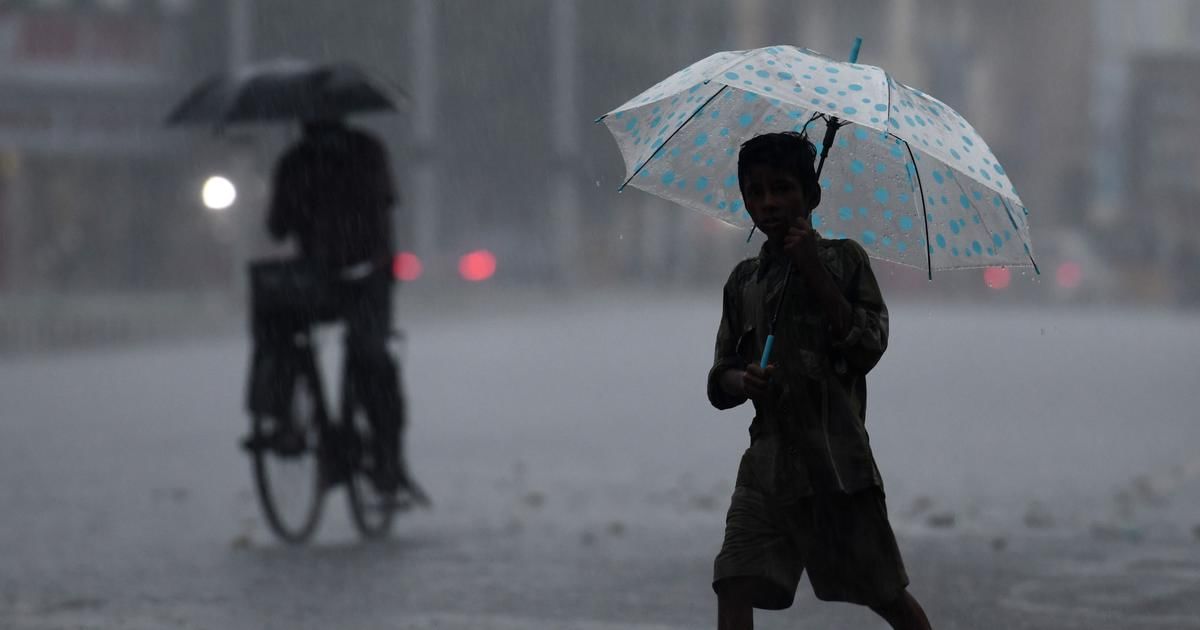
top-left (2, 291), bottom-right (1199, 629)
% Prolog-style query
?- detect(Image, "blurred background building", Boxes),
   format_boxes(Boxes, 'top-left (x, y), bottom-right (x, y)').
top-left (2, 0), bottom-right (1200, 349)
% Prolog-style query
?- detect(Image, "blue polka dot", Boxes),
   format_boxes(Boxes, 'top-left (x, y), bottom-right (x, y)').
top-left (849, 83), bottom-right (863, 91)
top-left (994, 164), bottom-right (1006, 175)
top-left (720, 127), bottom-right (730, 137)
top-left (724, 174), bottom-right (738, 188)
top-left (950, 221), bottom-right (961, 235)
top-left (661, 171), bottom-right (676, 185)
top-left (756, 70), bottom-right (770, 78)
top-left (854, 128), bottom-right (870, 141)
top-left (858, 207), bottom-right (870, 218)
top-left (815, 86), bottom-right (829, 95)
top-left (862, 230), bottom-right (877, 245)
top-left (743, 92), bottom-right (760, 103)
top-left (696, 176), bottom-right (709, 191)
top-left (932, 170), bottom-right (944, 184)
top-left (959, 195), bottom-right (971, 209)
top-left (778, 72), bottom-right (794, 80)
top-left (874, 104), bottom-right (888, 112)
top-left (843, 107), bottom-right (857, 115)
top-left (899, 216), bottom-right (914, 231)
top-left (812, 214), bottom-right (823, 228)
top-left (725, 72), bottom-right (739, 81)
top-left (718, 201), bottom-right (727, 210)
top-left (950, 149), bottom-right (962, 160)
top-left (936, 234), bottom-right (947, 249)
top-left (825, 66), bottom-right (839, 74)
top-left (972, 240), bottom-right (983, 254)
top-left (992, 234), bottom-right (1003, 248)
top-left (738, 114), bottom-right (754, 127)
top-left (850, 159), bottom-right (865, 174)
top-left (694, 133), bottom-right (708, 147)
top-left (883, 210), bottom-right (894, 221)
top-left (839, 207), bottom-right (853, 220)
top-left (843, 183), bottom-right (855, 193)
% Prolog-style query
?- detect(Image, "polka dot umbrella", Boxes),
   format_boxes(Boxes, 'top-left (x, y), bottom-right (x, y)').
top-left (599, 43), bottom-right (1037, 278)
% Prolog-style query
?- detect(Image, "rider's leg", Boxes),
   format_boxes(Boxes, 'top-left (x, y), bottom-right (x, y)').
top-left (343, 272), bottom-right (406, 490)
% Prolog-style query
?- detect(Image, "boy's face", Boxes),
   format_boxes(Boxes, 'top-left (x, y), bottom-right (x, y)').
top-left (740, 163), bottom-right (813, 243)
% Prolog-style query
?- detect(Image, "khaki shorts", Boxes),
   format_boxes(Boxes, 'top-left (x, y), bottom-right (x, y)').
top-left (712, 452), bottom-right (909, 610)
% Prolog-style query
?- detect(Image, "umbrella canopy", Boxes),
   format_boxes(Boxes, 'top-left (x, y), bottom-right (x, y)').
top-left (600, 45), bottom-right (1036, 275)
top-left (166, 59), bottom-right (403, 127)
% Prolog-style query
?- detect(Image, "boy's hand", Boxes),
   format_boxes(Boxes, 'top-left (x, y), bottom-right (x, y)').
top-left (784, 215), bottom-right (821, 275)
top-left (741, 362), bottom-right (777, 401)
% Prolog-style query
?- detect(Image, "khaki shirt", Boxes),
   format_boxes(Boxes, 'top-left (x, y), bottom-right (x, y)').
top-left (707, 238), bottom-right (889, 500)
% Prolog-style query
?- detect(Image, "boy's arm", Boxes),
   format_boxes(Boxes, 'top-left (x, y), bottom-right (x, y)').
top-left (826, 241), bottom-right (889, 375)
top-left (707, 270), bottom-right (749, 410)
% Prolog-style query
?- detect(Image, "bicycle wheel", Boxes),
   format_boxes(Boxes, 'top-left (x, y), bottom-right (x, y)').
top-left (345, 400), bottom-right (396, 539)
top-left (251, 366), bottom-right (325, 544)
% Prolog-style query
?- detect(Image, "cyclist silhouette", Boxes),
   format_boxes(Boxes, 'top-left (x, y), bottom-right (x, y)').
top-left (267, 117), bottom-right (424, 502)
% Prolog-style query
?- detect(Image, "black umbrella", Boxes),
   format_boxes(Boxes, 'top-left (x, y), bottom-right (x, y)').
top-left (165, 59), bottom-right (404, 127)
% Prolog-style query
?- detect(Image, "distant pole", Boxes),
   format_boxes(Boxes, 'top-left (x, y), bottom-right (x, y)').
top-left (227, 0), bottom-right (253, 298)
top-left (550, 0), bottom-right (580, 287)
top-left (228, 0), bottom-right (252, 72)
top-left (736, 0), bottom-right (766, 47)
top-left (410, 0), bottom-right (439, 266)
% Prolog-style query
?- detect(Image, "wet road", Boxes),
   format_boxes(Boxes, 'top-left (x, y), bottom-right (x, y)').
top-left (2, 291), bottom-right (1200, 629)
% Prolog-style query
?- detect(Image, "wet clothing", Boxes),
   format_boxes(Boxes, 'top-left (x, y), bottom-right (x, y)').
top-left (714, 484), bottom-right (908, 609)
top-left (708, 237), bottom-right (905, 608)
top-left (268, 123), bottom-right (396, 269)
top-left (266, 123), bottom-right (407, 491)
top-left (707, 238), bottom-right (889, 498)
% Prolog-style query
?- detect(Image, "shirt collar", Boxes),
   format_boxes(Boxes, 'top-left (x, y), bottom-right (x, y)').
top-left (755, 237), bottom-right (834, 281)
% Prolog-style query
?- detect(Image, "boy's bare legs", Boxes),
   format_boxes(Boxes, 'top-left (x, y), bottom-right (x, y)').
top-left (716, 578), bottom-right (756, 630)
top-left (869, 589), bottom-right (932, 630)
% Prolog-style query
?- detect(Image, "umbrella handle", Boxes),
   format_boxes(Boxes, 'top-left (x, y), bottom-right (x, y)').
top-left (760, 335), bottom-right (776, 369)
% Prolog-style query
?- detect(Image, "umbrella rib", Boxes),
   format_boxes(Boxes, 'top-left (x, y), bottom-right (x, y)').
top-left (946, 169), bottom-right (998, 269)
top-left (901, 139), bottom-right (933, 280)
top-left (1000, 197), bottom-right (1041, 274)
top-left (618, 85), bottom-right (729, 192)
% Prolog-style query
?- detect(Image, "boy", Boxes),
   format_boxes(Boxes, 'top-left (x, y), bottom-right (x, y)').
top-left (708, 132), bottom-right (931, 630)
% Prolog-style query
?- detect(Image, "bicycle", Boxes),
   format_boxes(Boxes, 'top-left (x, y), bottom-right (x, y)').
top-left (241, 259), bottom-right (410, 544)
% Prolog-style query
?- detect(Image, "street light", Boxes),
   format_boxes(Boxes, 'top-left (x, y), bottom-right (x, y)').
top-left (202, 175), bottom-right (237, 211)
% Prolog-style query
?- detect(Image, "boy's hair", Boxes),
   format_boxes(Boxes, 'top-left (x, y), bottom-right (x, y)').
top-left (737, 132), bottom-right (822, 208)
